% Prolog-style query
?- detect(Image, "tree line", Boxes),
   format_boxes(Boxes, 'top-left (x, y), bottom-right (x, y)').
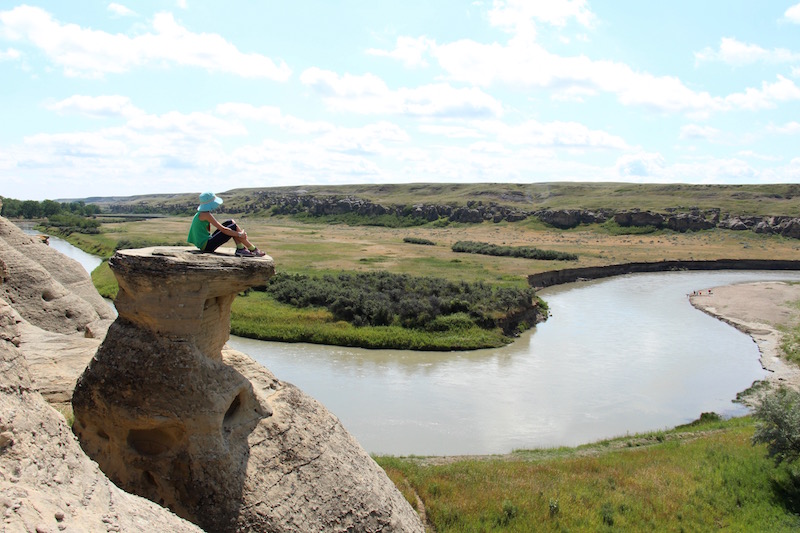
top-left (1, 197), bottom-right (101, 219)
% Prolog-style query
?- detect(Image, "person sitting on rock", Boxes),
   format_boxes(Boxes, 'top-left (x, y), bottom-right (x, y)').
top-left (187, 192), bottom-right (266, 257)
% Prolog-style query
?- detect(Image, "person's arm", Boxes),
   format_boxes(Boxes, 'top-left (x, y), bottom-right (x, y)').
top-left (199, 212), bottom-right (244, 237)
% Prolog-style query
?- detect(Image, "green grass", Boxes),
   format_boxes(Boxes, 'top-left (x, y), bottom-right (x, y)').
top-left (90, 261), bottom-right (118, 299)
top-left (376, 416), bottom-right (800, 532)
top-left (231, 292), bottom-right (510, 350)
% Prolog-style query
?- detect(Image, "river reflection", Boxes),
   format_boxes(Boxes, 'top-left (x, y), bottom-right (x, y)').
top-left (230, 270), bottom-right (800, 456)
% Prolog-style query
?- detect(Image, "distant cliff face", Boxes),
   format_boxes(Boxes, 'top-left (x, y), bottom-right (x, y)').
top-left (72, 247), bottom-right (424, 533)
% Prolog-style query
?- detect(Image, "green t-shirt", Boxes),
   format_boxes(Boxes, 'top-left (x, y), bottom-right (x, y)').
top-left (187, 213), bottom-right (211, 250)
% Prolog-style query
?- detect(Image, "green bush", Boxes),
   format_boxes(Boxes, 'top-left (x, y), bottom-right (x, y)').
top-left (452, 240), bottom-right (577, 261)
top-left (752, 387), bottom-right (800, 464)
top-left (403, 236), bottom-right (436, 246)
top-left (261, 271), bottom-right (538, 334)
top-left (46, 213), bottom-right (102, 233)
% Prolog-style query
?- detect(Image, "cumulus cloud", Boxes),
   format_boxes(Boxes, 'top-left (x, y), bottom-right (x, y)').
top-left (723, 75), bottom-right (800, 110)
top-left (366, 36), bottom-right (435, 68)
top-left (786, 3), bottom-right (800, 24)
top-left (0, 5), bottom-right (291, 79)
top-left (488, 0), bottom-right (595, 42)
top-left (616, 152), bottom-right (666, 178)
top-left (0, 47), bottom-right (19, 60)
top-left (680, 124), bottom-right (720, 140)
top-left (45, 95), bottom-right (143, 119)
top-left (300, 68), bottom-right (503, 118)
top-left (694, 37), bottom-right (800, 66)
top-left (216, 103), bottom-right (334, 135)
top-left (107, 3), bottom-right (136, 17)
top-left (771, 121), bottom-right (800, 134)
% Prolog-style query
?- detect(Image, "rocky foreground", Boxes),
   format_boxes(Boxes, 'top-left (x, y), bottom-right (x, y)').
top-left (0, 217), bottom-right (422, 532)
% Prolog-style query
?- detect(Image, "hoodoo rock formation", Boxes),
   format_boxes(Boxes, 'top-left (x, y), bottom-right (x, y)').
top-left (72, 247), bottom-right (423, 532)
top-left (0, 219), bottom-right (202, 532)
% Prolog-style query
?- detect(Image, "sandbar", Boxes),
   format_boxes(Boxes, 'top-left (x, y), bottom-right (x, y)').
top-left (689, 281), bottom-right (800, 399)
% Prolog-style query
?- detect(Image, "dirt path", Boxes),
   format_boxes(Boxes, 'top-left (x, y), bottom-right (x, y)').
top-left (689, 281), bottom-right (800, 395)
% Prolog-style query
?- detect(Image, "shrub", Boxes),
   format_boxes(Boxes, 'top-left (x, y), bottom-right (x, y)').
top-left (752, 386), bottom-right (800, 464)
top-left (403, 236), bottom-right (436, 246)
top-left (262, 271), bottom-right (538, 333)
top-left (452, 240), bottom-right (577, 261)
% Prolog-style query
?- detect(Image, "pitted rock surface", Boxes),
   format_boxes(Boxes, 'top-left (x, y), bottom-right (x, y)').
top-left (0, 217), bottom-right (112, 409)
top-left (72, 247), bottom-right (423, 532)
top-left (0, 216), bottom-right (114, 336)
top-left (0, 299), bottom-right (204, 533)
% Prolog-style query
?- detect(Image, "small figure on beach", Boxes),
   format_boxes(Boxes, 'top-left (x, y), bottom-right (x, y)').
top-left (187, 192), bottom-right (266, 257)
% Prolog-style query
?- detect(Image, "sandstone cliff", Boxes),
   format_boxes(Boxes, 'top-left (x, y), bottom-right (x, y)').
top-left (72, 247), bottom-right (424, 532)
top-left (0, 301), bottom-right (203, 533)
top-left (0, 218), bottom-right (423, 532)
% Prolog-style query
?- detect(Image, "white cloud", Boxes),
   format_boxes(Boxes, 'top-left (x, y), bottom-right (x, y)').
top-left (0, 6), bottom-right (291, 79)
top-left (0, 47), bottom-right (19, 60)
top-left (177, 0), bottom-right (189, 9)
top-left (126, 111), bottom-right (246, 138)
top-left (366, 36), bottom-right (435, 68)
top-left (680, 124), bottom-right (719, 140)
top-left (492, 119), bottom-right (630, 150)
top-left (216, 103), bottom-right (334, 135)
top-left (723, 75), bottom-right (800, 110)
top-left (786, 3), bottom-right (800, 23)
top-left (488, 0), bottom-right (595, 42)
top-left (45, 95), bottom-right (143, 118)
top-left (737, 150), bottom-right (782, 162)
top-left (107, 3), bottom-right (136, 17)
top-left (616, 152), bottom-right (666, 178)
top-left (300, 68), bottom-right (504, 118)
top-left (694, 37), bottom-right (800, 66)
top-left (418, 124), bottom-right (483, 139)
top-left (771, 121), bottom-right (800, 134)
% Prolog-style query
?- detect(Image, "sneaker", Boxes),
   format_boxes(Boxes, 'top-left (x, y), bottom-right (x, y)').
top-left (235, 248), bottom-right (255, 257)
top-left (250, 248), bottom-right (266, 257)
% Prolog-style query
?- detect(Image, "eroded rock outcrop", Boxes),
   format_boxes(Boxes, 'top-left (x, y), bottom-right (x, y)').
top-left (0, 217), bottom-right (113, 409)
top-left (0, 299), bottom-right (204, 533)
top-left (0, 217), bottom-right (114, 337)
top-left (72, 247), bottom-right (423, 532)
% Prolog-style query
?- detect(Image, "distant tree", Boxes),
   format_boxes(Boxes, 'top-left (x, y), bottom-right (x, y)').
top-left (752, 386), bottom-right (800, 464)
top-left (0, 197), bottom-right (22, 218)
top-left (41, 199), bottom-right (61, 217)
top-left (20, 200), bottom-right (42, 219)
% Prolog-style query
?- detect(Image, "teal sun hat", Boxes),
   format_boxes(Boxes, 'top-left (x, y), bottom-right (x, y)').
top-left (197, 192), bottom-right (223, 212)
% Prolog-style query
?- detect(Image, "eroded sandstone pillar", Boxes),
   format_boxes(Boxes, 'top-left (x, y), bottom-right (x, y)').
top-left (72, 247), bottom-right (423, 532)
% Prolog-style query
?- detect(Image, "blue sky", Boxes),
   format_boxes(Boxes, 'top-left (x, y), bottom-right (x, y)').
top-left (1, 1), bottom-right (799, 201)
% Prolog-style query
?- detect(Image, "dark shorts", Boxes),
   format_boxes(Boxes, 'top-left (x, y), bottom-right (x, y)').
top-left (204, 219), bottom-right (239, 252)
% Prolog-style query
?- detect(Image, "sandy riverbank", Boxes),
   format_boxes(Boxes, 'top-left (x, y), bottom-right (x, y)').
top-left (689, 281), bottom-right (800, 398)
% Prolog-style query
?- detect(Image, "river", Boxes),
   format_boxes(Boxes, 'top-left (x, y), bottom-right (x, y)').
top-left (27, 229), bottom-right (800, 456)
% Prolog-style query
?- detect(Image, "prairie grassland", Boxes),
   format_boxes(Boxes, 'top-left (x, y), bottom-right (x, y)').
top-left (82, 215), bottom-right (800, 289)
top-left (377, 417), bottom-right (800, 532)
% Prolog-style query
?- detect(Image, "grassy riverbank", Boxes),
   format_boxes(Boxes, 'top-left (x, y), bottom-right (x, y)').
top-left (375, 416), bottom-right (800, 532)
